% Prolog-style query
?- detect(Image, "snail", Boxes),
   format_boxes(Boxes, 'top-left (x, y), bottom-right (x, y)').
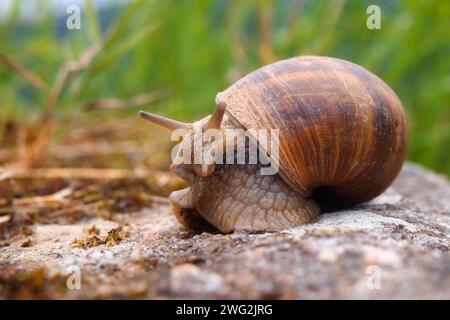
top-left (139, 56), bottom-right (408, 233)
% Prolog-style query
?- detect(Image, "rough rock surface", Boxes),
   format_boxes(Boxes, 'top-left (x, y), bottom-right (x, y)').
top-left (1, 163), bottom-right (449, 299)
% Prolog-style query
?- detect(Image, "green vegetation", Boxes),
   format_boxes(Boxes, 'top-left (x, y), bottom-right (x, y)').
top-left (0, 0), bottom-right (449, 175)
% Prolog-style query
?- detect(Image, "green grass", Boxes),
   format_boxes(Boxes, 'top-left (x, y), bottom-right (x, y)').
top-left (0, 0), bottom-right (449, 175)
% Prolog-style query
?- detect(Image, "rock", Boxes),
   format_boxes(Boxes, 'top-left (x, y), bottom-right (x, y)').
top-left (0, 163), bottom-right (449, 299)
top-left (167, 263), bottom-right (231, 298)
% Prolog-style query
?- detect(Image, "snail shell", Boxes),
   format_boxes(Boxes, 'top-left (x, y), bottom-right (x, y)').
top-left (216, 55), bottom-right (408, 206)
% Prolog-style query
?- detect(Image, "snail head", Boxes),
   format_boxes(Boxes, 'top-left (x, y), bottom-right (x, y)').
top-left (138, 103), bottom-right (227, 217)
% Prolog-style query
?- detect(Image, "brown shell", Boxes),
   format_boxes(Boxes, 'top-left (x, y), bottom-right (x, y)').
top-left (216, 56), bottom-right (408, 205)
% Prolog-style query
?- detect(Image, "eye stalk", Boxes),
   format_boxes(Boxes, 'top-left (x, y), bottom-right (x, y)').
top-left (199, 102), bottom-right (227, 177)
top-left (204, 101), bottom-right (226, 130)
top-left (139, 103), bottom-right (227, 179)
top-left (138, 110), bottom-right (191, 130)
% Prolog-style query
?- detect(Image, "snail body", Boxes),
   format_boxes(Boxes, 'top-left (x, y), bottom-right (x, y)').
top-left (139, 56), bottom-right (408, 233)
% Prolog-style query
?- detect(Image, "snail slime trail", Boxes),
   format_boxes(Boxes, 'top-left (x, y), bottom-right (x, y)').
top-left (139, 55), bottom-right (408, 233)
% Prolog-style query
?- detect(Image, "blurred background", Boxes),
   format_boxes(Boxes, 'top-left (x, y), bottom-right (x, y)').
top-left (0, 0), bottom-right (449, 176)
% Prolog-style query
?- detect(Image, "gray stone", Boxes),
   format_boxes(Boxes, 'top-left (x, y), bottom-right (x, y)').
top-left (0, 163), bottom-right (449, 299)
